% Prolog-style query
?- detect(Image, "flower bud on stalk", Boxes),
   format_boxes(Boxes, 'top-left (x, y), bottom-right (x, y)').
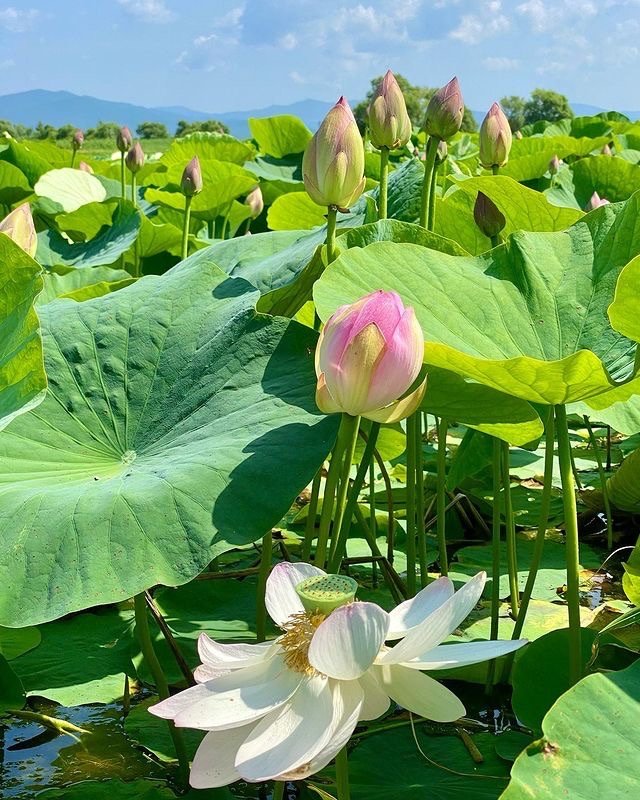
top-left (315, 290), bottom-right (426, 423)
top-left (435, 140), bottom-right (448, 165)
top-left (586, 191), bottom-right (610, 211)
top-left (72, 129), bottom-right (84, 151)
top-left (479, 102), bottom-right (512, 169)
top-left (245, 185), bottom-right (264, 218)
top-left (126, 141), bottom-right (145, 174)
top-left (474, 191), bottom-right (506, 240)
top-left (424, 77), bottom-right (464, 142)
top-left (514, 130), bottom-right (523, 139)
top-left (0, 203), bottom-right (37, 258)
top-left (303, 96), bottom-right (365, 211)
top-left (116, 126), bottom-right (133, 153)
top-left (78, 161), bottom-right (93, 173)
top-left (367, 70), bottom-right (412, 150)
top-left (549, 154), bottom-right (562, 175)
top-left (601, 143), bottom-right (613, 156)
top-left (181, 156), bottom-right (203, 197)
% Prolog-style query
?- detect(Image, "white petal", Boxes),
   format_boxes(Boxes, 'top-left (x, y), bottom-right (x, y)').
top-left (375, 664), bottom-right (465, 722)
top-left (198, 633), bottom-right (275, 669)
top-left (190, 725), bottom-right (254, 788)
top-left (358, 669), bottom-right (391, 721)
top-left (387, 577), bottom-right (454, 639)
top-left (235, 674), bottom-right (333, 782)
top-left (405, 639), bottom-right (528, 670)
top-left (266, 562), bottom-right (326, 627)
top-left (193, 664), bottom-right (231, 684)
top-left (379, 572), bottom-right (486, 665)
top-left (174, 656), bottom-right (302, 731)
top-left (150, 682), bottom-right (213, 721)
top-left (308, 602), bottom-right (390, 680)
top-left (276, 679), bottom-right (364, 781)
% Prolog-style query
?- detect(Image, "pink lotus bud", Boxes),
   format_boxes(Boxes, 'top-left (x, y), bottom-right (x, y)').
top-left (424, 77), bottom-right (464, 142)
top-left (117, 126), bottom-right (133, 153)
top-left (479, 102), bottom-right (512, 169)
top-left (315, 290), bottom-right (426, 423)
top-left (72, 129), bottom-right (84, 151)
top-left (181, 156), bottom-right (203, 197)
top-left (436, 140), bottom-right (448, 165)
top-left (514, 130), bottom-right (523, 139)
top-left (586, 191), bottom-right (610, 211)
top-left (245, 185), bottom-right (264, 218)
top-left (367, 70), bottom-right (412, 150)
top-left (126, 141), bottom-right (145, 174)
top-left (473, 191), bottom-right (506, 239)
top-left (0, 203), bottom-right (37, 258)
top-left (601, 143), bottom-right (612, 156)
top-left (303, 96), bottom-right (366, 210)
top-left (549, 154), bottom-right (562, 175)
top-left (78, 161), bottom-right (93, 173)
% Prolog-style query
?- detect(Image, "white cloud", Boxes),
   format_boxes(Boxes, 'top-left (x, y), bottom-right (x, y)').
top-left (450, 6), bottom-right (510, 43)
top-left (483, 56), bottom-right (519, 70)
top-left (517, 0), bottom-right (597, 32)
top-left (117, 0), bottom-right (174, 24)
top-left (0, 7), bottom-right (38, 32)
top-left (278, 32), bottom-right (297, 49)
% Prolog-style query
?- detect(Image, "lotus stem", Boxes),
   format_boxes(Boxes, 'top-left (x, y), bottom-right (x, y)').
top-left (492, 165), bottom-right (500, 176)
top-left (405, 413), bottom-right (418, 595)
top-left (256, 530), bottom-right (273, 642)
top-left (181, 195), bottom-right (192, 261)
top-left (302, 468), bottom-right (323, 561)
top-left (134, 593), bottom-right (190, 785)
top-left (427, 164), bottom-right (437, 229)
top-left (9, 709), bottom-right (88, 740)
top-left (555, 404), bottom-right (583, 686)
top-left (485, 437), bottom-right (503, 694)
top-left (419, 136), bottom-right (439, 229)
top-left (120, 153), bottom-right (126, 200)
top-left (144, 591), bottom-right (195, 686)
top-left (416, 413), bottom-right (427, 587)
top-left (326, 206), bottom-right (338, 262)
top-left (335, 746), bottom-right (351, 800)
top-left (378, 146), bottom-right (389, 220)
top-left (329, 416), bottom-right (362, 564)
top-left (131, 174), bottom-right (137, 207)
top-left (436, 416), bottom-right (449, 575)
top-left (352, 504), bottom-right (407, 602)
top-left (272, 781), bottom-right (285, 800)
top-left (583, 416), bottom-right (613, 551)
top-left (503, 441), bottom-right (519, 618)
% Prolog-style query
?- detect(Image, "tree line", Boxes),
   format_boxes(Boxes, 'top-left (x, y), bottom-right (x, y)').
top-left (0, 118), bottom-right (230, 141)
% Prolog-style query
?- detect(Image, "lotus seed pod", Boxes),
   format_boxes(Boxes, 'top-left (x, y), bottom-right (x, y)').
top-left (549, 154), bottom-right (562, 175)
top-left (302, 96), bottom-right (366, 210)
top-left (479, 102), bottom-right (512, 168)
top-left (245, 185), bottom-right (264, 218)
top-left (586, 191), bottom-right (610, 211)
top-left (78, 161), bottom-right (94, 173)
top-left (424, 77), bottom-right (464, 142)
top-left (0, 203), bottom-right (37, 258)
top-left (435, 140), bottom-right (448, 165)
top-left (72, 129), bottom-right (84, 151)
top-left (117, 126), bottom-right (133, 153)
top-left (367, 70), bottom-right (412, 150)
top-left (125, 141), bottom-right (145, 174)
top-left (601, 143), bottom-right (613, 156)
top-left (473, 191), bottom-right (506, 239)
top-left (181, 156), bottom-right (203, 197)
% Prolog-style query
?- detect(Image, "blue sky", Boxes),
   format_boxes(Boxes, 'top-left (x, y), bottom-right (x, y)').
top-left (1, 0), bottom-right (639, 112)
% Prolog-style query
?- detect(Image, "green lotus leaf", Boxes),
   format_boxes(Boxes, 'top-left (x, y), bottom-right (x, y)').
top-left (609, 252), bottom-right (640, 342)
top-left (267, 190), bottom-right (327, 230)
top-left (0, 255), bottom-right (336, 626)
top-left (0, 161), bottom-right (33, 206)
top-left (500, 135), bottom-right (609, 182)
top-left (607, 448), bottom-right (640, 514)
top-left (0, 234), bottom-right (46, 431)
top-left (0, 139), bottom-right (54, 184)
top-left (36, 781), bottom-right (178, 800)
top-left (38, 265), bottom-right (133, 305)
top-left (158, 131), bottom-right (256, 167)
top-left (314, 195), bottom-right (640, 405)
top-left (339, 219), bottom-right (468, 256)
top-left (249, 114), bottom-right (312, 158)
top-left (34, 168), bottom-right (107, 213)
top-left (0, 653), bottom-right (24, 712)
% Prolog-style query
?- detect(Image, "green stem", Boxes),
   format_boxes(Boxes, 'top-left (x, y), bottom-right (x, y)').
top-left (485, 437), bottom-right (503, 694)
top-left (326, 206), bottom-right (338, 263)
top-left (335, 746), bottom-right (351, 800)
top-left (427, 162), bottom-right (438, 230)
top-left (328, 422), bottom-right (380, 573)
top-left (207, 219), bottom-right (214, 239)
top-left (405, 413), bottom-right (417, 595)
top-left (570, 445), bottom-right (583, 491)
top-left (120, 153), bottom-right (126, 199)
top-left (492, 165), bottom-right (500, 176)
top-left (416, 413), bottom-right (427, 586)
top-left (419, 136), bottom-right (439, 228)
top-left (328, 416), bottom-right (361, 564)
top-left (272, 781), bottom-right (285, 800)
top-left (584, 416), bottom-right (613, 551)
top-left (131, 174), bottom-right (137, 206)
top-left (181, 195), bottom-right (192, 261)
top-left (502, 441), bottom-right (519, 617)
top-left (352, 504), bottom-right (407, 603)
top-left (315, 414), bottom-right (359, 569)
top-left (9, 709), bottom-right (88, 738)
top-left (436, 416), bottom-right (449, 575)
top-left (490, 234), bottom-right (500, 249)
top-left (70, 150), bottom-right (77, 168)
top-left (256, 530), bottom-right (272, 642)
top-left (555, 405), bottom-right (583, 686)
top-left (378, 147), bottom-right (389, 220)
top-left (302, 468), bottom-right (323, 561)
top-left (134, 593), bottom-right (189, 785)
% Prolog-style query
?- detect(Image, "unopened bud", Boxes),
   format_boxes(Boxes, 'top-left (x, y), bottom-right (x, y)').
top-left (0, 203), bottom-right (37, 258)
top-left (479, 102), bottom-right (512, 169)
top-left (126, 142), bottom-right (145, 174)
top-left (181, 156), bottom-right (203, 197)
top-left (78, 161), bottom-right (93, 173)
top-left (474, 191), bottom-right (506, 239)
top-left (601, 143), bottom-right (612, 156)
top-left (424, 77), bottom-right (464, 142)
top-left (245, 185), bottom-right (264, 218)
top-left (367, 70), bottom-right (412, 150)
top-left (72, 130), bottom-right (84, 151)
top-left (514, 130), bottom-right (523, 139)
top-left (549, 155), bottom-right (562, 175)
top-left (586, 191), bottom-right (610, 211)
top-left (435, 140), bottom-right (448, 165)
top-left (117, 126), bottom-right (133, 153)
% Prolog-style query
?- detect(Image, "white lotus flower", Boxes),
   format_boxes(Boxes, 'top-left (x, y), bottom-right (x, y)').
top-left (150, 563), bottom-right (526, 788)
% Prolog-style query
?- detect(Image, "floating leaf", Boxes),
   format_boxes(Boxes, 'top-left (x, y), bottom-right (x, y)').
top-left (0, 653), bottom-right (25, 712)
top-left (249, 114), bottom-right (312, 158)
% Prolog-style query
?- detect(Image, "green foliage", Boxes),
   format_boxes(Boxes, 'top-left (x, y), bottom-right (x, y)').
top-left (136, 121), bottom-right (169, 139)
top-left (175, 118), bottom-right (230, 136)
top-left (501, 88), bottom-right (574, 131)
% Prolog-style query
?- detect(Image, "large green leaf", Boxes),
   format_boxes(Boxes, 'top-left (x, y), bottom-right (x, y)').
top-left (0, 139), bottom-right (53, 184)
top-left (34, 168), bottom-right (107, 213)
top-left (500, 135), bottom-right (609, 182)
top-left (607, 448), bottom-right (640, 513)
top-left (0, 255), bottom-right (336, 626)
top-left (0, 625), bottom-right (40, 659)
top-left (38, 265), bottom-right (133, 305)
top-left (267, 190), bottom-right (327, 230)
top-left (0, 653), bottom-right (25, 712)
top-left (249, 114), bottom-right (312, 158)
top-left (0, 234), bottom-right (46, 431)
top-left (502, 659), bottom-right (640, 800)
top-left (314, 195), bottom-right (640, 405)
top-left (609, 252), bottom-right (640, 342)
top-left (339, 219), bottom-right (468, 256)
top-left (570, 155), bottom-right (640, 205)
top-left (37, 781), bottom-right (177, 800)
top-left (0, 161), bottom-right (33, 206)
top-left (158, 131), bottom-right (255, 167)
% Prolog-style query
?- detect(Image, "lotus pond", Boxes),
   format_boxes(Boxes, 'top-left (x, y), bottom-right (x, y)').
top-left (2, 77), bottom-right (640, 800)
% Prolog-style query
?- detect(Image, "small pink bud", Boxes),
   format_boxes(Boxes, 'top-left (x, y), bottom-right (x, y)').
top-left (78, 161), bottom-right (93, 173)
top-left (601, 143), bottom-right (612, 156)
top-left (0, 203), bottom-right (37, 258)
top-left (479, 102), bottom-right (512, 169)
top-left (367, 70), bottom-right (412, 150)
top-left (315, 290), bottom-right (426, 423)
top-left (473, 191), bottom-right (506, 239)
top-left (126, 141), bottom-right (145, 174)
top-left (424, 77), bottom-right (464, 142)
top-left (117, 126), bottom-right (133, 153)
top-left (72, 129), bottom-right (84, 151)
top-left (514, 130), bottom-right (523, 139)
top-left (303, 96), bottom-right (366, 210)
top-left (244, 185), bottom-right (264, 218)
top-left (435, 140), bottom-right (448, 165)
top-left (181, 156), bottom-right (203, 197)
top-left (586, 191), bottom-right (610, 211)
top-left (549, 155), bottom-right (562, 175)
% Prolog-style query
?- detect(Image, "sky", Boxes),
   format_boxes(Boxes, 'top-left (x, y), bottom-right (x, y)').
top-left (1, 0), bottom-right (639, 113)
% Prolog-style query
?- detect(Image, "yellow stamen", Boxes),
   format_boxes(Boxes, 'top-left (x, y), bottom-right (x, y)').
top-left (279, 612), bottom-right (326, 675)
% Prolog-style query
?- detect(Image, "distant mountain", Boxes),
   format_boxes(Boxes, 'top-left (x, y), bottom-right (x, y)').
top-left (571, 102), bottom-right (640, 121)
top-left (0, 89), bottom-right (332, 138)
